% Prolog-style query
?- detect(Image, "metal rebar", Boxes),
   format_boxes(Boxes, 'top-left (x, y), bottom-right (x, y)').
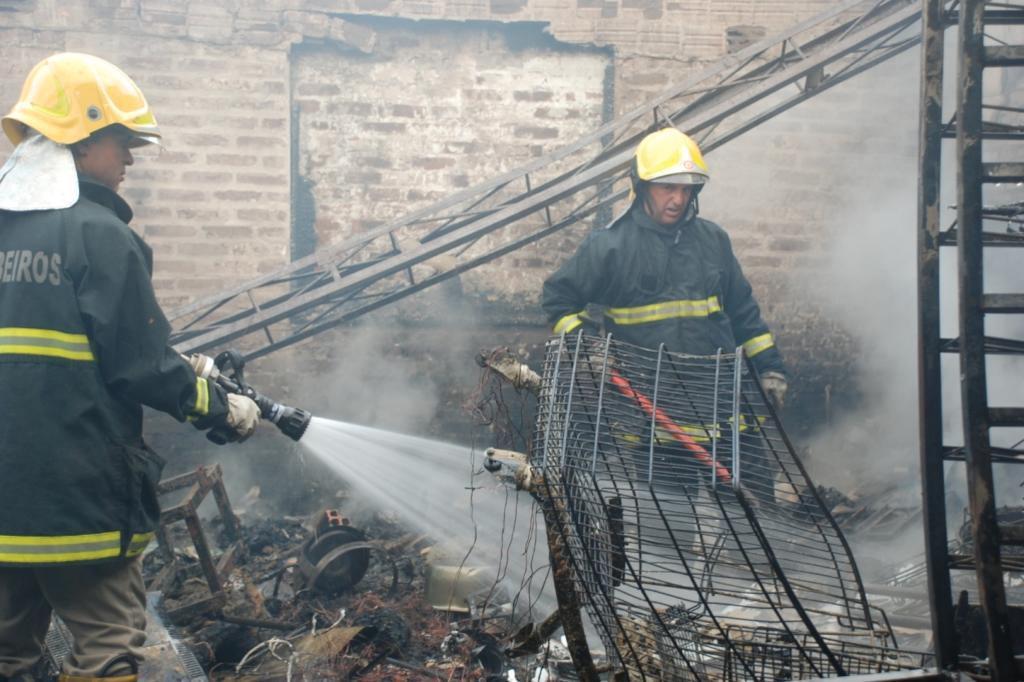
top-left (731, 346), bottom-right (744, 487)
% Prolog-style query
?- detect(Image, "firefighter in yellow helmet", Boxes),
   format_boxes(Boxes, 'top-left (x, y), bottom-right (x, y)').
top-left (0, 53), bottom-right (259, 681)
top-left (542, 127), bottom-right (788, 404)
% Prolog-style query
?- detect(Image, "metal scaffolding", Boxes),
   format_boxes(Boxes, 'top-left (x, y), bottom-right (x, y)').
top-left (168, 0), bottom-right (923, 359)
top-left (530, 333), bottom-right (930, 679)
top-left (917, 1), bottom-right (1024, 679)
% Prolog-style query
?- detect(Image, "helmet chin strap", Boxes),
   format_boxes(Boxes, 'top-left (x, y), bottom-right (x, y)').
top-left (640, 189), bottom-right (655, 217)
top-left (682, 192), bottom-right (700, 223)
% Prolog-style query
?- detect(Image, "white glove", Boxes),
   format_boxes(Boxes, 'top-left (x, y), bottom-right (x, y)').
top-left (226, 393), bottom-right (261, 442)
top-left (760, 371), bottom-right (788, 410)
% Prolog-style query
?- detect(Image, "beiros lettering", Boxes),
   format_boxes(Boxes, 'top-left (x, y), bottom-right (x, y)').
top-left (2, 251), bottom-right (14, 282)
top-left (31, 252), bottom-right (48, 283)
top-left (0, 250), bottom-right (63, 285)
top-left (49, 253), bottom-right (62, 285)
top-left (14, 251), bottom-right (32, 283)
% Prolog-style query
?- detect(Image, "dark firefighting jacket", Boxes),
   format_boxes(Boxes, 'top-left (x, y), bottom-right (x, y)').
top-left (0, 179), bottom-right (228, 567)
top-left (542, 204), bottom-right (786, 375)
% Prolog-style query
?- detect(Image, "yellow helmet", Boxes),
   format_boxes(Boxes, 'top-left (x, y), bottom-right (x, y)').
top-left (632, 128), bottom-right (709, 187)
top-left (2, 52), bottom-right (160, 147)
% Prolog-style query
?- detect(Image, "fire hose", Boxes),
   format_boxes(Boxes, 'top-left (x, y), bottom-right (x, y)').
top-left (187, 350), bottom-right (312, 443)
top-left (606, 367), bottom-right (734, 485)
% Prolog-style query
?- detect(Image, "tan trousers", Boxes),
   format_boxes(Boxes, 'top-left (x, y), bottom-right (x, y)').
top-left (0, 558), bottom-right (146, 678)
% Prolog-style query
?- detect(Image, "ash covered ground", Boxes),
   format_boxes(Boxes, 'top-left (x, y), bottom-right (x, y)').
top-left (145, 458), bottom-right (570, 681)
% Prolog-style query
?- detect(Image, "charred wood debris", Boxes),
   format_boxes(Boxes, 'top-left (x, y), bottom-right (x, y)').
top-left (145, 487), bottom-right (551, 681)
top-left (132, 349), bottom-right (1020, 680)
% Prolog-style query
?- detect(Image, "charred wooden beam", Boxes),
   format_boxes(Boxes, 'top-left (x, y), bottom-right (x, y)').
top-left (151, 464), bottom-right (245, 624)
top-left (507, 610), bottom-right (562, 657)
top-left (514, 465), bottom-right (600, 682)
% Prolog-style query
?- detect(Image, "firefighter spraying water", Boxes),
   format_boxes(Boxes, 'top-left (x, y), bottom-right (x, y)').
top-left (0, 53), bottom-right (271, 682)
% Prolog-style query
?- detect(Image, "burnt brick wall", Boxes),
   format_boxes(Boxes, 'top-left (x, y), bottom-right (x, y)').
top-left (0, 0), bottom-right (923, 447)
top-left (0, 3), bottom-right (400, 307)
top-left (292, 19), bottom-right (611, 300)
top-left (1, 0), bottom-right (879, 310)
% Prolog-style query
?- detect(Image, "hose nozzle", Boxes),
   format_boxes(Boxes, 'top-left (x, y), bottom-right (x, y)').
top-left (186, 350), bottom-right (314, 443)
top-left (256, 397), bottom-right (312, 442)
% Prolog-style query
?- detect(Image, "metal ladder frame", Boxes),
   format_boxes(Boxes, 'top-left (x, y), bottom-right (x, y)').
top-left (918, 1), bottom-right (1024, 677)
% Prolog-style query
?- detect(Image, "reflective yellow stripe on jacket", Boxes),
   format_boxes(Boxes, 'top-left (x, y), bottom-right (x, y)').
top-left (0, 327), bottom-right (94, 361)
top-left (606, 296), bottom-right (722, 325)
top-left (194, 376), bottom-right (210, 415)
top-left (553, 312), bottom-right (584, 334)
top-left (126, 532), bottom-right (155, 557)
top-left (616, 413), bottom-right (765, 445)
top-left (742, 332), bottom-right (775, 358)
top-left (186, 376), bottom-right (212, 423)
top-left (0, 531), bottom-right (122, 564)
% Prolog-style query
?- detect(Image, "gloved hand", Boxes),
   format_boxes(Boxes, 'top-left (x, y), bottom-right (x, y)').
top-left (224, 393), bottom-right (260, 442)
top-left (203, 393), bottom-right (261, 444)
top-left (760, 371), bottom-right (788, 410)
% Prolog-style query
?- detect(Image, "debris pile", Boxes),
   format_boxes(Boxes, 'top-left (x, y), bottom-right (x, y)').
top-left (816, 483), bottom-right (921, 539)
top-left (141, 473), bottom-right (575, 681)
top-left (146, 501), bottom-right (451, 679)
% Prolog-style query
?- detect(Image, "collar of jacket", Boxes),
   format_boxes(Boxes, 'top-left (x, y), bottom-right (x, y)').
top-left (78, 177), bottom-right (133, 223)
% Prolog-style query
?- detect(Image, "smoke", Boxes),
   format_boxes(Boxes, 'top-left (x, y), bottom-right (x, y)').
top-left (688, 45), bottom-right (929, 520)
top-left (796, 45), bottom-right (1024, 548)
top-left (277, 282), bottom-right (562, 617)
top-left (147, 278), bottom-right (494, 508)
top-left (746, 50), bottom-right (929, 584)
top-left (791, 170), bottom-right (935, 583)
top-left (293, 277), bottom-right (489, 429)
top-left (302, 323), bottom-right (444, 434)
top-left (801, 183), bottom-right (920, 494)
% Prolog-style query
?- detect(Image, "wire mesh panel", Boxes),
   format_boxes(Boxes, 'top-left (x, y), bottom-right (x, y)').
top-left (531, 333), bottom-right (927, 680)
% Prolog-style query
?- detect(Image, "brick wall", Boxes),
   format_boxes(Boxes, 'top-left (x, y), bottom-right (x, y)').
top-left (0, 0), bottom-right (879, 310)
top-left (293, 18), bottom-right (611, 301)
top-left (0, 8), bottom-right (293, 308)
top-left (0, 0), bottom-right (924, 452)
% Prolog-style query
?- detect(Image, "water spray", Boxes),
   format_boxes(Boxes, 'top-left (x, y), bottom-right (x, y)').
top-left (187, 350), bottom-right (312, 442)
